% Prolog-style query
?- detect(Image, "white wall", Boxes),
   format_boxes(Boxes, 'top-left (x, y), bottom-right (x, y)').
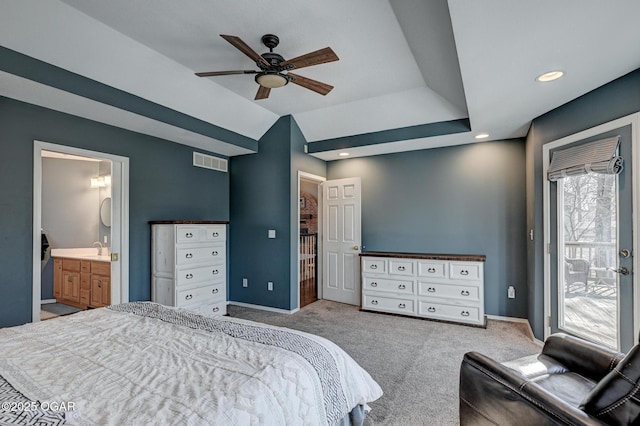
top-left (42, 157), bottom-right (100, 248)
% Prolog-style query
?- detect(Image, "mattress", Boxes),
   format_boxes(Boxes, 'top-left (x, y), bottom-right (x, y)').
top-left (0, 302), bottom-right (382, 425)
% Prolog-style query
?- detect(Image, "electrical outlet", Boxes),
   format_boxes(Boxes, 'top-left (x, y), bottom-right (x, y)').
top-left (242, 278), bottom-right (248, 288)
top-left (268, 281), bottom-right (273, 291)
top-left (508, 285), bottom-right (516, 299)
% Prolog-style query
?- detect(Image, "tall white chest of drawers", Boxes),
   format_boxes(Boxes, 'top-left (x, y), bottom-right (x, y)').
top-left (361, 252), bottom-right (486, 326)
top-left (151, 221), bottom-right (228, 316)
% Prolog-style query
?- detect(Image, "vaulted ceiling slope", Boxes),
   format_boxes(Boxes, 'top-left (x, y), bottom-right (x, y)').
top-left (1, 1), bottom-right (639, 159)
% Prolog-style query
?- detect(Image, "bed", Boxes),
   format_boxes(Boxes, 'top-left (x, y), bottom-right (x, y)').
top-left (0, 302), bottom-right (382, 425)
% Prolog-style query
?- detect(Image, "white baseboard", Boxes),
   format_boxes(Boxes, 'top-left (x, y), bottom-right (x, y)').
top-left (486, 314), bottom-right (542, 346)
top-left (40, 299), bottom-right (57, 305)
top-left (227, 301), bottom-right (300, 315)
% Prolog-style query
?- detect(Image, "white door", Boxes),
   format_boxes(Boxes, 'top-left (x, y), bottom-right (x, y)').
top-left (322, 177), bottom-right (362, 305)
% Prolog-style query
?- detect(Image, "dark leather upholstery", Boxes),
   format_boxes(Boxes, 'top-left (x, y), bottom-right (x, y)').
top-left (460, 333), bottom-right (630, 425)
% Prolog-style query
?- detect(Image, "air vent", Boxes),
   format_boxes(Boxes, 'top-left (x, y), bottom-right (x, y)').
top-left (193, 152), bottom-right (228, 172)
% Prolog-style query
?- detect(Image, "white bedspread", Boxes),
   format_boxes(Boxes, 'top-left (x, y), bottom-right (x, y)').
top-left (0, 302), bottom-right (382, 425)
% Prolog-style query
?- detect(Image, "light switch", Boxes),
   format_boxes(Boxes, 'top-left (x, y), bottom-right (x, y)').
top-left (268, 229), bottom-right (276, 239)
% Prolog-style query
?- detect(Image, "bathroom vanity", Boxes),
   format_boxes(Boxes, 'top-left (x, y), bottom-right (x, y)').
top-left (52, 249), bottom-right (111, 309)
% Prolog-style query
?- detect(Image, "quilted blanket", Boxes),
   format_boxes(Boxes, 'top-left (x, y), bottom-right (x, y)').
top-left (0, 302), bottom-right (382, 425)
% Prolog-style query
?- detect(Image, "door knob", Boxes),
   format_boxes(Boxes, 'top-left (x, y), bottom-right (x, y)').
top-left (353, 245), bottom-right (360, 250)
top-left (607, 266), bottom-right (630, 276)
top-left (620, 249), bottom-right (631, 258)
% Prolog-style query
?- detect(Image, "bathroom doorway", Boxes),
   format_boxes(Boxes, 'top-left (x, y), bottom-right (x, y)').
top-left (32, 141), bottom-right (129, 322)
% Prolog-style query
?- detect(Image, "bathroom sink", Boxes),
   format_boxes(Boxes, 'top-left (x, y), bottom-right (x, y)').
top-left (51, 248), bottom-right (111, 261)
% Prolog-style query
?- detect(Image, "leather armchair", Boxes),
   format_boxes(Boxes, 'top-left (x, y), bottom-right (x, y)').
top-left (459, 333), bottom-right (640, 425)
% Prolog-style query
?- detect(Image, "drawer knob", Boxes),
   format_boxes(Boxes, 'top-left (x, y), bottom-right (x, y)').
top-left (211, 250), bottom-right (219, 256)
top-left (398, 266), bottom-right (406, 271)
top-left (212, 269), bottom-right (219, 275)
top-left (427, 267), bottom-right (436, 273)
top-left (212, 232), bottom-right (219, 237)
top-left (371, 300), bottom-right (379, 305)
top-left (398, 284), bottom-right (406, 289)
top-left (370, 282), bottom-right (378, 287)
top-left (398, 303), bottom-right (406, 309)
top-left (427, 287), bottom-right (436, 293)
top-left (370, 264), bottom-right (378, 270)
top-left (461, 290), bottom-right (470, 296)
top-left (212, 288), bottom-right (219, 294)
top-left (185, 253), bottom-right (193, 259)
top-left (186, 273), bottom-right (193, 279)
top-left (460, 270), bottom-right (469, 276)
top-left (461, 310), bottom-right (470, 317)
top-left (186, 232), bottom-right (193, 238)
top-left (212, 307), bottom-right (219, 312)
top-left (185, 294), bottom-right (193, 300)
top-left (427, 307), bottom-right (436, 313)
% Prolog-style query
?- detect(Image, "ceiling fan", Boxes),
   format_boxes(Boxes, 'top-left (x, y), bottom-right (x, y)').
top-left (195, 34), bottom-right (339, 100)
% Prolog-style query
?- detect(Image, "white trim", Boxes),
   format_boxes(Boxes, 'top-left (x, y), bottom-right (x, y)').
top-left (32, 141), bottom-right (130, 323)
top-left (227, 301), bottom-right (300, 315)
top-left (297, 171), bottom-right (326, 309)
top-left (543, 112), bottom-right (640, 346)
top-left (40, 299), bottom-right (57, 305)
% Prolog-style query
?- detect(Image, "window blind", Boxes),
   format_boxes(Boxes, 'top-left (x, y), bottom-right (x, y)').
top-left (547, 136), bottom-right (622, 181)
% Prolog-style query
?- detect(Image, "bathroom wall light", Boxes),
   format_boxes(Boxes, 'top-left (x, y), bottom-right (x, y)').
top-left (90, 175), bottom-right (111, 188)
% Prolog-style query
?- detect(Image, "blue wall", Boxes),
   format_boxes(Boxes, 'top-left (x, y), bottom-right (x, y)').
top-left (327, 140), bottom-right (528, 318)
top-left (527, 68), bottom-right (640, 339)
top-left (229, 116), bottom-right (326, 310)
top-left (0, 97), bottom-right (229, 327)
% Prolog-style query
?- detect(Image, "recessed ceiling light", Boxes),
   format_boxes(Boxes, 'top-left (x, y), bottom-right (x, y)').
top-left (338, 152), bottom-right (350, 157)
top-left (536, 70), bottom-right (564, 82)
top-left (475, 133), bottom-right (489, 140)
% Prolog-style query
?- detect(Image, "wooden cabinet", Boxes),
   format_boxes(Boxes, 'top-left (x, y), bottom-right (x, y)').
top-left (53, 257), bottom-right (110, 309)
top-left (53, 258), bottom-right (63, 299)
top-left (361, 252), bottom-right (486, 326)
top-left (151, 221), bottom-right (228, 316)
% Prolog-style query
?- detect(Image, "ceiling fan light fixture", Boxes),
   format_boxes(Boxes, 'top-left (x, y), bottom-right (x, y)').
top-left (256, 72), bottom-right (288, 89)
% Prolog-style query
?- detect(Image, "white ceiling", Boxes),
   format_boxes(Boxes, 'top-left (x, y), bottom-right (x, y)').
top-left (2, 0), bottom-right (640, 160)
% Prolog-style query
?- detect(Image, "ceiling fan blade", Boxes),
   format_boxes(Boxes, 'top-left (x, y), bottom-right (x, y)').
top-left (280, 47), bottom-right (339, 70)
top-left (255, 85), bottom-right (271, 100)
top-left (288, 72), bottom-right (333, 96)
top-left (195, 70), bottom-right (257, 77)
top-left (220, 34), bottom-right (269, 67)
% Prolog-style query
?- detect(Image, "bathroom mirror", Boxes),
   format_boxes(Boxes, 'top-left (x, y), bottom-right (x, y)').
top-left (100, 197), bottom-right (112, 227)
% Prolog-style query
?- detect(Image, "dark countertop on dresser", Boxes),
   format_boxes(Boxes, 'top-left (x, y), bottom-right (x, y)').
top-left (359, 251), bottom-right (486, 262)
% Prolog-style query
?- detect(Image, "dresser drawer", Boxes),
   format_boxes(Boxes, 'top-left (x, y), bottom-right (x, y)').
top-left (176, 225), bottom-right (204, 243)
top-left (363, 277), bottom-right (414, 295)
top-left (362, 258), bottom-right (387, 274)
top-left (363, 294), bottom-right (415, 315)
top-left (176, 264), bottom-right (226, 286)
top-left (418, 261), bottom-right (447, 279)
top-left (197, 301), bottom-right (227, 316)
top-left (176, 282), bottom-right (225, 307)
top-left (417, 281), bottom-right (480, 302)
top-left (176, 245), bottom-right (225, 265)
top-left (388, 260), bottom-right (415, 276)
top-left (450, 262), bottom-right (481, 280)
top-left (418, 300), bottom-right (480, 323)
top-left (204, 226), bottom-right (226, 242)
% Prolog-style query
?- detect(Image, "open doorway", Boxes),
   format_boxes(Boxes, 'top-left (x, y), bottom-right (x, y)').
top-left (298, 172), bottom-right (325, 309)
top-left (33, 141), bottom-right (130, 322)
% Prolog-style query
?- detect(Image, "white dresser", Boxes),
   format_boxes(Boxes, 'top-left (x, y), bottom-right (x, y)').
top-left (151, 221), bottom-right (228, 316)
top-left (361, 252), bottom-right (486, 326)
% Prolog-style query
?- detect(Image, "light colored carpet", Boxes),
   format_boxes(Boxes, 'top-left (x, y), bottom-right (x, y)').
top-left (228, 300), bottom-right (542, 426)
